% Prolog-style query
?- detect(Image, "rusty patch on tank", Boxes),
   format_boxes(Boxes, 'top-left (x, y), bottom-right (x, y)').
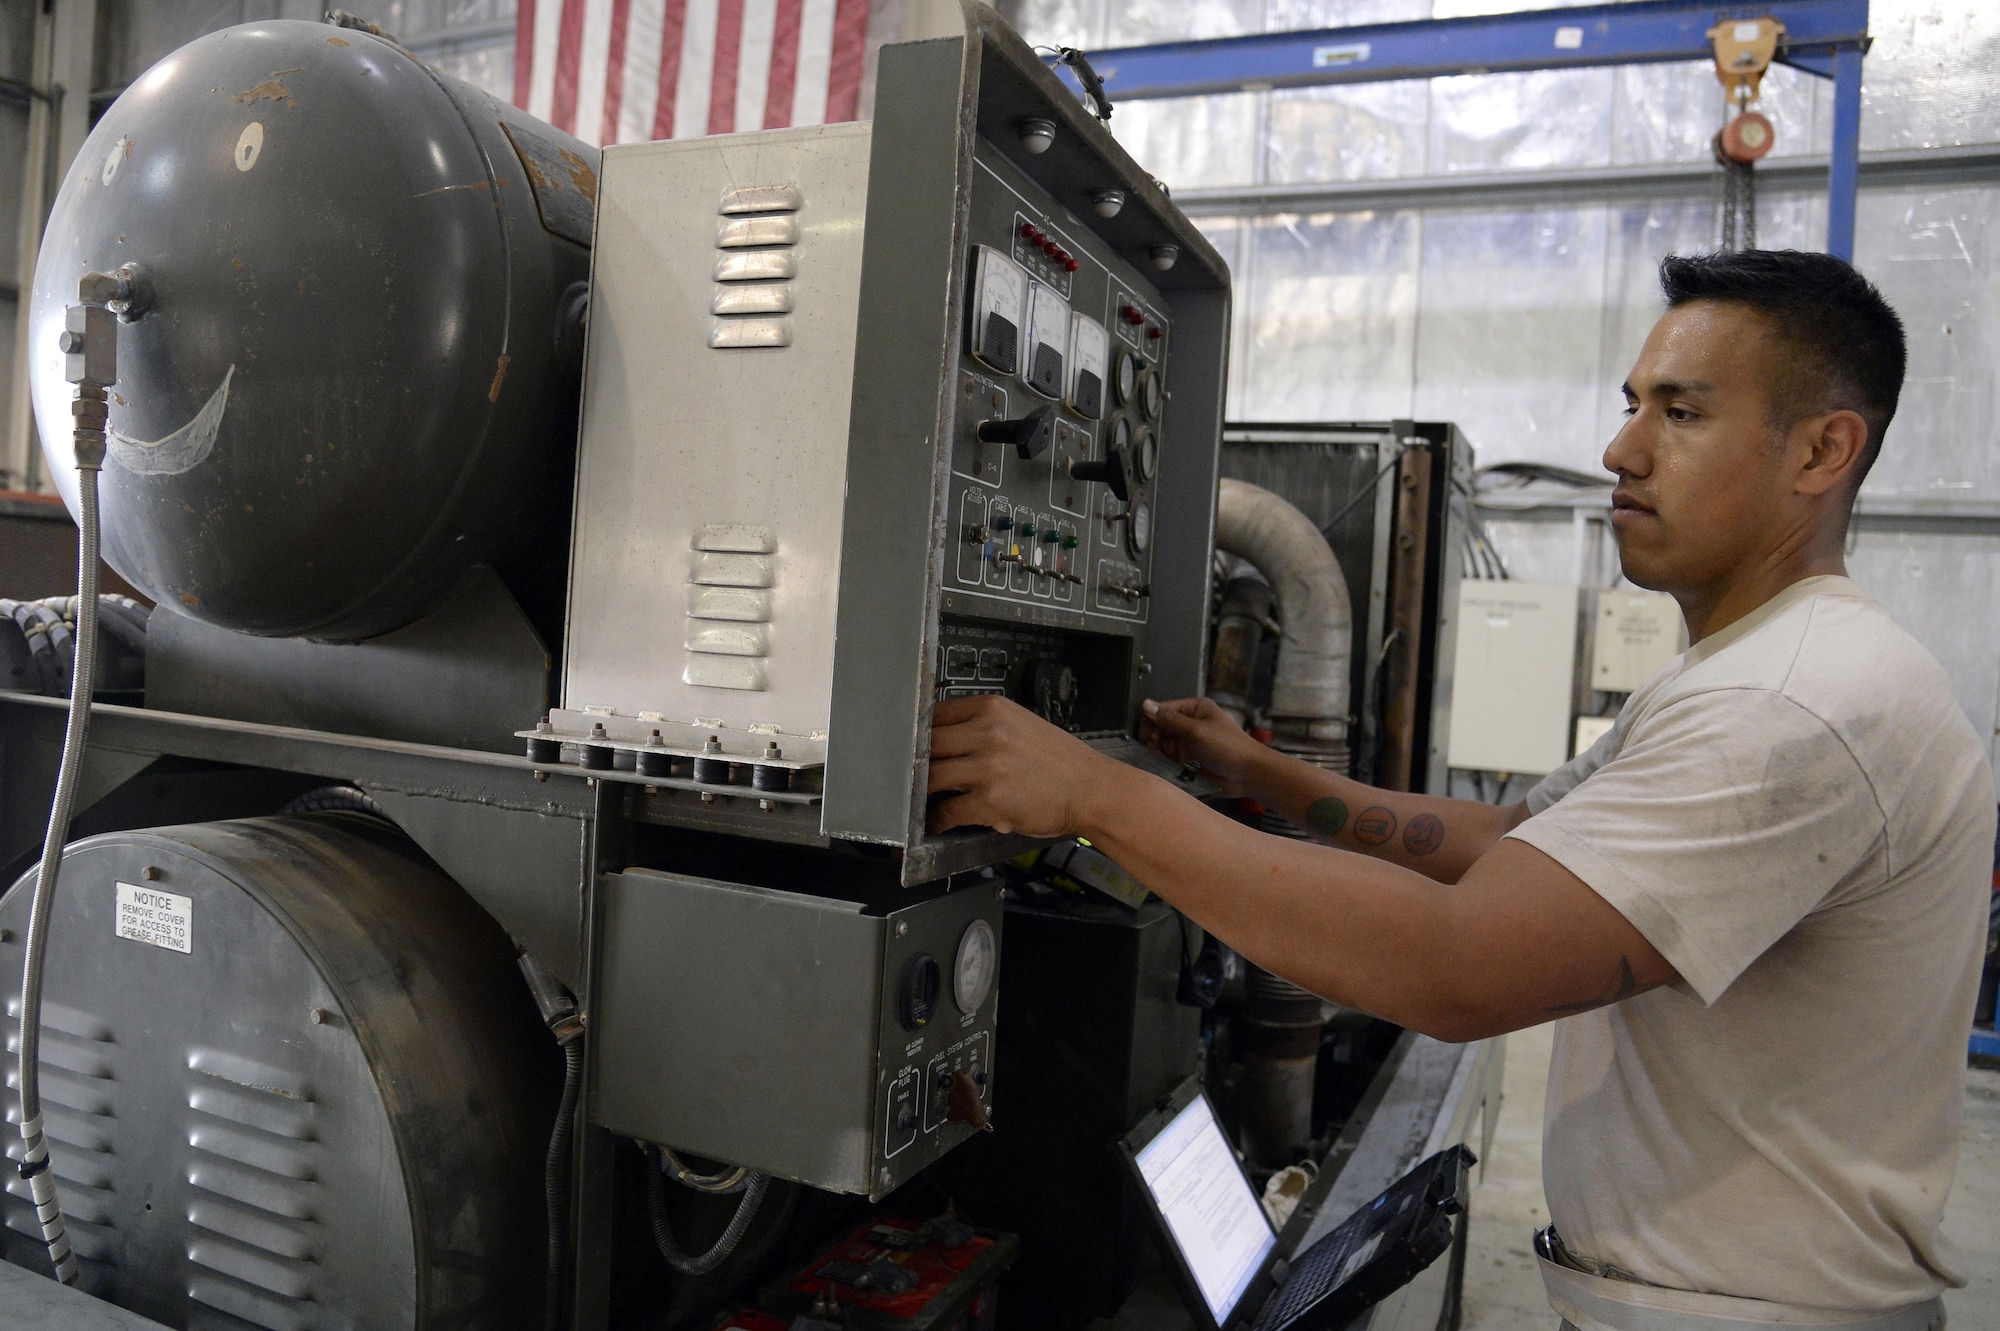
top-left (518, 152), bottom-right (554, 194)
top-left (179, 591), bottom-right (201, 608)
top-left (488, 355), bottom-right (510, 403)
top-left (557, 148), bottom-right (598, 203)
top-left (236, 69), bottom-right (304, 109)
top-left (326, 36), bottom-right (350, 46)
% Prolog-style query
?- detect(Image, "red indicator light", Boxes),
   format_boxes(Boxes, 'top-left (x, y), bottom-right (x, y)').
top-left (1064, 258), bottom-right (1079, 272)
top-left (1019, 221), bottom-right (1036, 238)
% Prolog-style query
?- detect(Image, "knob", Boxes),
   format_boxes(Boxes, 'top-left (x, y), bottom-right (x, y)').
top-left (1069, 446), bottom-right (1130, 502)
top-left (978, 405), bottom-right (1055, 460)
top-left (946, 1069), bottom-right (992, 1131)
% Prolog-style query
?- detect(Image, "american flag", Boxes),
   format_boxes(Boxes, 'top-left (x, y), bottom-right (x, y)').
top-left (513, 0), bottom-right (873, 150)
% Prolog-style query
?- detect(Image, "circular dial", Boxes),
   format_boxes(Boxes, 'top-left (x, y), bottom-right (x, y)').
top-left (1134, 429), bottom-right (1158, 482)
top-left (1110, 416), bottom-right (1132, 456)
top-left (1138, 371), bottom-right (1162, 421)
top-left (1113, 350), bottom-right (1139, 405)
top-left (1127, 496), bottom-right (1153, 556)
top-left (953, 920), bottom-right (997, 1014)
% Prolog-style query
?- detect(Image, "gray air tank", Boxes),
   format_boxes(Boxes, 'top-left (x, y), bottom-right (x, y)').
top-left (28, 20), bottom-right (596, 641)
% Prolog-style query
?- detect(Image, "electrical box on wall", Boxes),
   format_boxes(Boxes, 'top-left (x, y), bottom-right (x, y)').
top-left (1591, 590), bottom-right (1685, 692)
top-left (1446, 582), bottom-right (1579, 776)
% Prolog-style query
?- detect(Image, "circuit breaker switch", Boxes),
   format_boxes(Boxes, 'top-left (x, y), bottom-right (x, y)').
top-left (1069, 446), bottom-right (1130, 503)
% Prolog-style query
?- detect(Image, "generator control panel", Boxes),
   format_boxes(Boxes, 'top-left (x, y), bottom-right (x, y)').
top-left (543, 3), bottom-right (1229, 882)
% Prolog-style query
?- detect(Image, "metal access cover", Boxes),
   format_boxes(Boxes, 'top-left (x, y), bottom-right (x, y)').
top-left (0, 814), bottom-right (552, 1328)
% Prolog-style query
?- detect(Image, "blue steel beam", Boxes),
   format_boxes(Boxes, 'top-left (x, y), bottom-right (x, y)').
top-left (1067, 0), bottom-right (1869, 102)
top-left (1825, 44), bottom-right (1865, 260)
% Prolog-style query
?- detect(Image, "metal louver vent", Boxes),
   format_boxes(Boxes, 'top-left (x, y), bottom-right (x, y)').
top-left (183, 1048), bottom-right (322, 1331)
top-left (3, 997), bottom-right (119, 1264)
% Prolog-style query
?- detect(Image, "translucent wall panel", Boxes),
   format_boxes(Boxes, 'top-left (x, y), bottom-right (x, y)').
top-left (1266, 81), bottom-right (1429, 183)
top-left (1428, 69), bottom-right (1614, 174)
top-left (1001, 0), bottom-right (1106, 47)
top-left (1846, 532), bottom-right (2000, 763)
top-left (1113, 94), bottom-right (1264, 189)
top-left (1854, 185), bottom-right (2000, 502)
top-left (1411, 205), bottom-right (1609, 472)
top-left (1264, 0), bottom-right (1432, 25)
top-left (371, 0), bottom-right (516, 34)
top-left (432, 41), bottom-right (516, 103)
top-left (1237, 210), bottom-right (1421, 420)
top-left (1859, 0), bottom-right (2000, 151)
top-left (1105, 0), bottom-right (1263, 43)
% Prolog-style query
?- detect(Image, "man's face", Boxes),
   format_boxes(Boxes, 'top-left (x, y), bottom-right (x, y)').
top-left (1604, 301), bottom-right (1800, 594)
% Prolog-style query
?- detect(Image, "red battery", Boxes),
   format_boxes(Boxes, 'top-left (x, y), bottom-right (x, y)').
top-left (759, 1214), bottom-right (1019, 1331)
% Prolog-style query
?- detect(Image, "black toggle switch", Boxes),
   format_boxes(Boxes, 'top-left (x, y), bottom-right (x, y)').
top-left (978, 404), bottom-right (1056, 460)
top-left (1069, 446), bottom-right (1130, 502)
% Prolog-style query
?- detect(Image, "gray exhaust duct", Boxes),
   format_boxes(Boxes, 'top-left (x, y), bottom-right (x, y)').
top-left (1214, 478), bottom-right (1354, 773)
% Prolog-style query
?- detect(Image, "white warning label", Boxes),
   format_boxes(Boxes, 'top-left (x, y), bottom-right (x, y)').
top-left (115, 882), bottom-right (192, 954)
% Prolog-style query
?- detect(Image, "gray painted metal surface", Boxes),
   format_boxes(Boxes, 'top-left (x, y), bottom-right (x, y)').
top-left (0, 1258), bottom-right (171, 1329)
top-left (147, 564), bottom-right (552, 754)
top-left (27, 19), bottom-right (592, 641)
top-left (0, 814), bottom-right (553, 1328)
top-left (592, 868), bottom-right (1004, 1198)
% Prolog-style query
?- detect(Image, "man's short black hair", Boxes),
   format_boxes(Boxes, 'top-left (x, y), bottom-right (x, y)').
top-left (1659, 249), bottom-right (1906, 483)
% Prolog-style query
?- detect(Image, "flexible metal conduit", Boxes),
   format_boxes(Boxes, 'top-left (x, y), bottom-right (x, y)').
top-left (1214, 478), bottom-right (1354, 759)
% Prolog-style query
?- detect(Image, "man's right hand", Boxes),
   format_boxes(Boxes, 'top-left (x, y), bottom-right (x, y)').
top-left (1140, 696), bottom-right (1275, 800)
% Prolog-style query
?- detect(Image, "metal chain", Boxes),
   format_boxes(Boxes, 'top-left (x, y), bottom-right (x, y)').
top-left (1719, 156), bottom-right (1757, 251)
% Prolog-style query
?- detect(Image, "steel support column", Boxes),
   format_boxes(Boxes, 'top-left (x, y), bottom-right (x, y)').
top-left (1826, 44), bottom-right (1865, 261)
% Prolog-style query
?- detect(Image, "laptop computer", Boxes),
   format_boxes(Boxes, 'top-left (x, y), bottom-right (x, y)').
top-left (1115, 1078), bottom-right (1474, 1331)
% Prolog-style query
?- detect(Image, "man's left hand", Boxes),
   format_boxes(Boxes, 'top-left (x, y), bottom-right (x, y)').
top-left (927, 695), bottom-right (1125, 837)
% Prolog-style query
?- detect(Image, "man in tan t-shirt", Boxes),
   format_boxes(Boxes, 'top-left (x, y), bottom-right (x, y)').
top-left (925, 249), bottom-right (1992, 1328)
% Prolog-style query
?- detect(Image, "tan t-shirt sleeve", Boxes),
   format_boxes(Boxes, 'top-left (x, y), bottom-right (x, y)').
top-left (1507, 687), bottom-right (1887, 1005)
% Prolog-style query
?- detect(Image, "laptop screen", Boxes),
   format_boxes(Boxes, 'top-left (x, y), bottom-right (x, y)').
top-left (1132, 1091), bottom-right (1278, 1324)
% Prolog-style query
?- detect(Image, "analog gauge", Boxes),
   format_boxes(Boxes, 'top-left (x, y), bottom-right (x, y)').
top-left (1138, 370), bottom-right (1162, 421)
top-left (1111, 416), bottom-right (1132, 455)
top-left (953, 919), bottom-right (997, 1014)
top-left (1113, 350), bottom-right (1139, 405)
top-left (1127, 496), bottom-right (1153, 556)
top-left (1135, 429), bottom-right (1158, 482)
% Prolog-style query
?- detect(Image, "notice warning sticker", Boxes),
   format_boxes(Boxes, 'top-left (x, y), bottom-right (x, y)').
top-left (115, 882), bottom-right (192, 954)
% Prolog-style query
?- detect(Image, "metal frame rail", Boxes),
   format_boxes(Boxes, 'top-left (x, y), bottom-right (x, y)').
top-left (1056, 0), bottom-right (1871, 260)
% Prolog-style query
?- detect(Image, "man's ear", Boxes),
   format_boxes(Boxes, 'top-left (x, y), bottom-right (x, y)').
top-left (1795, 409), bottom-right (1870, 498)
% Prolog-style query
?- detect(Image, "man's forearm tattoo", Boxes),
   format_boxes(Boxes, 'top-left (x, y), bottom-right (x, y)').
top-left (1402, 813), bottom-right (1445, 856)
top-left (1305, 797), bottom-right (1349, 838)
top-left (1353, 806), bottom-right (1397, 846)
top-left (1545, 955), bottom-right (1639, 1017)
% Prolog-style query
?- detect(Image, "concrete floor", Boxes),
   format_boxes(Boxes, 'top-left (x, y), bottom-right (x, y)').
top-left (1457, 1023), bottom-right (2000, 1329)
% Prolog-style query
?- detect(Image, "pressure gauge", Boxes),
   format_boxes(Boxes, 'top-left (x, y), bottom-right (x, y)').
top-left (1138, 370), bottom-right (1162, 421)
top-left (1111, 416), bottom-right (1132, 456)
top-left (953, 919), bottom-right (997, 1015)
top-left (1113, 349), bottom-right (1139, 406)
top-left (1127, 496), bottom-right (1153, 556)
top-left (1134, 429), bottom-right (1158, 482)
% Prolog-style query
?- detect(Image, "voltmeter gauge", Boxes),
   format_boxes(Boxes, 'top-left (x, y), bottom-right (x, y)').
top-left (1138, 370), bottom-right (1162, 421)
top-left (1113, 350), bottom-right (1139, 405)
top-left (1111, 416), bottom-right (1132, 455)
top-left (1127, 496), bottom-right (1153, 556)
top-left (1134, 429), bottom-right (1158, 482)
top-left (953, 919), bottom-right (997, 1015)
